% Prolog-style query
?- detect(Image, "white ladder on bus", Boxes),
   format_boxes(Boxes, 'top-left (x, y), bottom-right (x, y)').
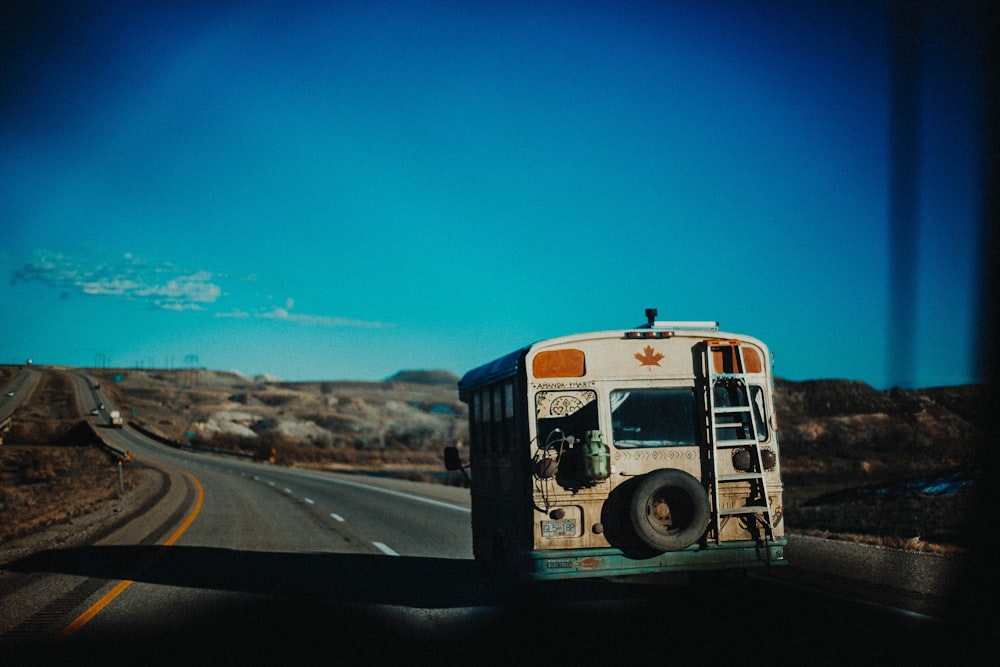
top-left (706, 339), bottom-right (775, 544)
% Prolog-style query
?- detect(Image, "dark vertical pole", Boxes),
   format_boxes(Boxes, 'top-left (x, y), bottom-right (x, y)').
top-left (946, 0), bottom-right (1000, 653)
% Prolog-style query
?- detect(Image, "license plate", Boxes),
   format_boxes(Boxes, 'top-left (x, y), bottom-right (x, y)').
top-left (541, 518), bottom-right (577, 537)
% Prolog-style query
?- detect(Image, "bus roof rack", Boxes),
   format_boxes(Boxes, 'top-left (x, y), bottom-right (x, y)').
top-left (635, 320), bottom-right (719, 330)
top-left (638, 308), bottom-right (717, 330)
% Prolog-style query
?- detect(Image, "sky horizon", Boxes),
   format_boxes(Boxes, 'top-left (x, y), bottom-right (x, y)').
top-left (1, 1), bottom-right (991, 389)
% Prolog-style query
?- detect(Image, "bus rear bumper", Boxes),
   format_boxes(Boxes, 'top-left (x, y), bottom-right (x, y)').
top-left (520, 540), bottom-right (788, 581)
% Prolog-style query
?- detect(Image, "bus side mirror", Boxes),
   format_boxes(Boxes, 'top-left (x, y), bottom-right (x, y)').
top-left (443, 446), bottom-right (471, 485)
top-left (443, 446), bottom-right (465, 471)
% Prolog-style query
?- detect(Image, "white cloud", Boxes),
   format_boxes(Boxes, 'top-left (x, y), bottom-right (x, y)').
top-left (216, 309), bottom-right (251, 319)
top-left (13, 248), bottom-right (387, 329)
top-left (12, 249), bottom-right (223, 312)
top-left (157, 301), bottom-right (205, 312)
top-left (257, 306), bottom-right (386, 328)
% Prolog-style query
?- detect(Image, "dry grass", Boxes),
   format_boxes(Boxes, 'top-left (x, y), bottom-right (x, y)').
top-left (793, 528), bottom-right (962, 554)
top-left (782, 466), bottom-right (975, 551)
top-left (0, 445), bottom-right (132, 544)
top-left (14, 371), bottom-right (78, 421)
top-left (1, 369), bottom-right (134, 546)
top-left (101, 369), bottom-right (467, 467)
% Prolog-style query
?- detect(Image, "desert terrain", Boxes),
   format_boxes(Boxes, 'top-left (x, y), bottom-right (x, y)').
top-left (0, 365), bottom-right (980, 554)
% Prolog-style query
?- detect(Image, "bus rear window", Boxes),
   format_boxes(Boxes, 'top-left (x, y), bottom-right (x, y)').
top-left (535, 390), bottom-right (599, 448)
top-left (611, 388), bottom-right (696, 448)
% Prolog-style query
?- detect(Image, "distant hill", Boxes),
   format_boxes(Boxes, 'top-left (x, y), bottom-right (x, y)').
top-left (385, 370), bottom-right (459, 386)
top-left (774, 378), bottom-right (980, 471)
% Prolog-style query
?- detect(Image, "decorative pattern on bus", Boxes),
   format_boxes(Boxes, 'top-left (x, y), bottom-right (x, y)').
top-left (535, 390), bottom-right (596, 419)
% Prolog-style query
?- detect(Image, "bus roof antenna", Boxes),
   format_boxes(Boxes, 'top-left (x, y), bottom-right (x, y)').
top-left (645, 308), bottom-right (657, 327)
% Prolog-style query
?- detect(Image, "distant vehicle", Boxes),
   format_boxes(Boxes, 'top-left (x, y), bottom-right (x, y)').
top-left (99, 403), bottom-right (106, 410)
top-left (91, 408), bottom-right (100, 415)
top-left (445, 309), bottom-right (785, 581)
top-left (93, 381), bottom-right (101, 389)
top-left (5, 391), bottom-right (13, 397)
top-left (109, 410), bottom-right (123, 427)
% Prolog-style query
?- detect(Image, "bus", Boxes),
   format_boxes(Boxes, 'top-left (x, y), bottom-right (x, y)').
top-left (444, 309), bottom-right (786, 581)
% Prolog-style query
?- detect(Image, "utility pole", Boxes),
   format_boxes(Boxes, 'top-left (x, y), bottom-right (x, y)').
top-left (183, 354), bottom-right (200, 387)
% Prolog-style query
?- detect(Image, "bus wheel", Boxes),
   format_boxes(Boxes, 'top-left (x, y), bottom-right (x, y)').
top-left (629, 469), bottom-right (710, 552)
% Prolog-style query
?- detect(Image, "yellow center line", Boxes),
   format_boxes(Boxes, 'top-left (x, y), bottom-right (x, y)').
top-left (56, 459), bottom-right (205, 640)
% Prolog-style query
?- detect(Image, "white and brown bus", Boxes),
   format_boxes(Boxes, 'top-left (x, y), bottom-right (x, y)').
top-left (445, 309), bottom-right (786, 580)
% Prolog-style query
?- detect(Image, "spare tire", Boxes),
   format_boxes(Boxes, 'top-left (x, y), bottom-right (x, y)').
top-left (629, 469), bottom-right (710, 552)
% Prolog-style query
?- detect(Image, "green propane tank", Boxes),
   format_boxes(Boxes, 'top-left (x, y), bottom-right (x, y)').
top-left (579, 430), bottom-right (610, 482)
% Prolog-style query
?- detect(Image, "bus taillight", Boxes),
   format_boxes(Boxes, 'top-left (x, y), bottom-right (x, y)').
top-left (625, 330), bottom-right (673, 339)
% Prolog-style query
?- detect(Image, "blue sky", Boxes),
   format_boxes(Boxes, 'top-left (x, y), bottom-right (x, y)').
top-left (1, 1), bottom-right (990, 388)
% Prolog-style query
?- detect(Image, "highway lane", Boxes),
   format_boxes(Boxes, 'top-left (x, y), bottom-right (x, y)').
top-left (67, 370), bottom-right (120, 429)
top-left (1, 367), bottom-right (40, 422)
top-left (109, 427), bottom-right (474, 558)
top-left (221, 465), bottom-right (474, 558)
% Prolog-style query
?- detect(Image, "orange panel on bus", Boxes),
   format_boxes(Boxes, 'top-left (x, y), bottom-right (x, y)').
top-left (533, 349), bottom-right (586, 378)
top-left (711, 345), bottom-right (762, 373)
top-left (743, 348), bottom-right (762, 373)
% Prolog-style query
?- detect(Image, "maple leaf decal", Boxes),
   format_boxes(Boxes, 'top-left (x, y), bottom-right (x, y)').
top-left (635, 345), bottom-right (664, 367)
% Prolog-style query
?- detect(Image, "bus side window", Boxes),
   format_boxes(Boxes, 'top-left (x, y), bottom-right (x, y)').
top-left (502, 380), bottom-right (514, 454)
top-left (751, 385), bottom-right (769, 441)
top-left (492, 384), bottom-right (503, 454)
top-left (481, 389), bottom-right (492, 455)
top-left (471, 392), bottom-right (482, 457)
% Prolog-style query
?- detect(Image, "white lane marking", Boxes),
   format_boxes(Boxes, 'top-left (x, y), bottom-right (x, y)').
top-left (307, 476), bottom-right (470, 513)
top-left (268, 481), bottom-right (275, 487)
top-left (373, 542), bottom-right (399, 556)
top-left (330, 513), bottom-right (345, 522)
top-left (304, 498), bottom-right (315, 505)
top-left (284, 488), bottom-right (292, 494)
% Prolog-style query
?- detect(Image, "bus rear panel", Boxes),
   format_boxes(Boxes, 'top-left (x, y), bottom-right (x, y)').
top-left (451, 314), bottom-right (786, 581)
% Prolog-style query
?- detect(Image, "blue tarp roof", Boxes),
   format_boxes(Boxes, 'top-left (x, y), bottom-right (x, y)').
top-left (457, 346), bottom-right (529, 397)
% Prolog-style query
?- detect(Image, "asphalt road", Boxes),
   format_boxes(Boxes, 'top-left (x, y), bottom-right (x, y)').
top-left (1, 368), bottom-right (40, 422)
top-left (0, 369), bottom-right (983, 663)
